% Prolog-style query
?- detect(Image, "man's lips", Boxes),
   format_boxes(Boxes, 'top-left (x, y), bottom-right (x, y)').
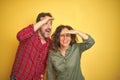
top-left (45, 28), bottom-right (51, 35)
top-left (45, 28), bottom-right (51, 32)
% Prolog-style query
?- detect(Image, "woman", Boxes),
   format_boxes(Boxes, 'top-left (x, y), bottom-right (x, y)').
top-left (48, 25), bottom-right (95, 80)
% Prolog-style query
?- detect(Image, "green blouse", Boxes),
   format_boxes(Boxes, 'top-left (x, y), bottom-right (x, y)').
top-left (48, 35), bottom-right (95, 80)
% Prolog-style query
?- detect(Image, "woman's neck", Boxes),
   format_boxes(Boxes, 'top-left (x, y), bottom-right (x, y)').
top-left (60, 46), bottom-right (68, 56)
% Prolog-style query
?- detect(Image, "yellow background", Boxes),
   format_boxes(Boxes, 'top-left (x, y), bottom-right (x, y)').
top-left (0, 0), bottom-right (120, 80)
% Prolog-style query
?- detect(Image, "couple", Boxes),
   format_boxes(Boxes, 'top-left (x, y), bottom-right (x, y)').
top-left (10, 12), bottom-right (95, 80)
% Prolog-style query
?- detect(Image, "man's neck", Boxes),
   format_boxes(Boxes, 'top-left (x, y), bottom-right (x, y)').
top-left (38, 31), bottom-right (46, 44)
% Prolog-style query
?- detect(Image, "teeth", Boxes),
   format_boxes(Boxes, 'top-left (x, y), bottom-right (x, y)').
top-left (46, 29), bottom-right (51, 32)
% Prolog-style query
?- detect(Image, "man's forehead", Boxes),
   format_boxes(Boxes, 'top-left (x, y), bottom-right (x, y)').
top-left (40, 16), bottom-right (49, 20)
top-left (40, 17), bottom-right (45, 20)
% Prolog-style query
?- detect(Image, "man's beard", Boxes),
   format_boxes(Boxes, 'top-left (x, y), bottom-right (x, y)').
top-left (40, 28), bottom-right (51, 38)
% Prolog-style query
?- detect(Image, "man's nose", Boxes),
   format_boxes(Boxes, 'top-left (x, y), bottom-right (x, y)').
top-left (47, 23), bottom-right (52, 28)
top-left (46, 25), bottom-right (51, 29)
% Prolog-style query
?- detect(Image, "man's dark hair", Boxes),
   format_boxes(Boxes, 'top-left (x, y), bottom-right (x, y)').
top-left (36, 12), bottom-right (52, 23)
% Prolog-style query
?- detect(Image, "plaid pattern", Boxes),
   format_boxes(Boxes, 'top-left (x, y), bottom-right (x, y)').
top-left (11, 25), bottom-right (50, 80)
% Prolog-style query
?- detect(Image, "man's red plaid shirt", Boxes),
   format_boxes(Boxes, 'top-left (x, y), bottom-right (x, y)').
top-left (11, 25), bottom-right (50, 80)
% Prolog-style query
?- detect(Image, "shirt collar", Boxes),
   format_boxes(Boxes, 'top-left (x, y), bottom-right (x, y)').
top-left (57, 45), bottom-right (72, 57)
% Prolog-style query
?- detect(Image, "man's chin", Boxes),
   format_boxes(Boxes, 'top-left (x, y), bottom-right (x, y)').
top-left (44, 35), bottom-right (50, 38)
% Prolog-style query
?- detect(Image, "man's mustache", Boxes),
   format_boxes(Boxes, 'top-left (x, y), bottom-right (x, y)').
top-left (45, 28), bottom-right (51, 32)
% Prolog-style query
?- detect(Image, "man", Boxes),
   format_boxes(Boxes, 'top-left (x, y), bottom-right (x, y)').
top-left (10, 12), bottom-right (54, 80)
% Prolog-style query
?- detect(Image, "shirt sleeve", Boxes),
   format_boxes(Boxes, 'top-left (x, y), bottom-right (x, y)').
top-left (17, 24), bottom-right (35, 42)
top-left (78, 34), bottom-right (95, 52)
top-left (48, 53), bottom-right (54, 80)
